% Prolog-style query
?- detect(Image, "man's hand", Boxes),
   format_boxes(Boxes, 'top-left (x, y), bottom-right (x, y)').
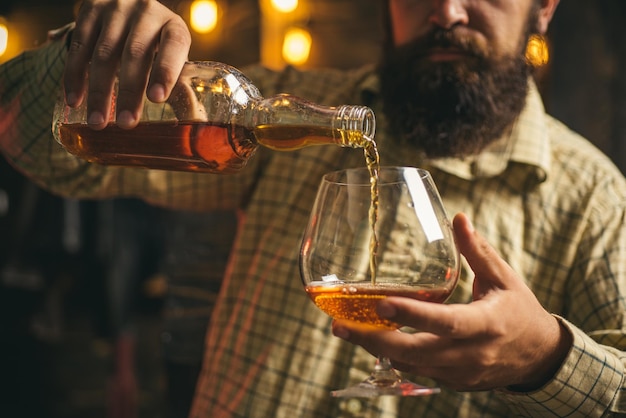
top-left (64, 0), bottom-right (192, 130)
top-left (332, 212), bottom-right (573, 391)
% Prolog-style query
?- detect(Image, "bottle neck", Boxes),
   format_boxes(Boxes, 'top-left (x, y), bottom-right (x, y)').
top-left (251, 95), bottom-right (376, 151)
top-left (333, 105), bottom-right (376, 148)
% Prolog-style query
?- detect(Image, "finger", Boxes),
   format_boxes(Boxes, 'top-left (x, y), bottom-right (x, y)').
top-left (64, 2), bottom-right (101, 107)
top-left (377, 297), bottom-right (492, 338)
top-left (147, 15), bottom-right (191, 103)
top-left (116, 11), bottom-right (161, 128)
top-left (332, 319), bottom-right (416, 359)
top-left (332, 319), bottom-right (493, 390)
top-left (453, 212), bottom-right (516, 292)
top-left (332, 318), bottom-right (467, 368)
top-left (86, 10), bottom-right (129, 129)
top-left (391, 358), bottom-right (475, 387)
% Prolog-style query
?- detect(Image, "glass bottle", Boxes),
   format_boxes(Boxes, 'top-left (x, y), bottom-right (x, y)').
top-left (52, 61), bottom-right (376, 174)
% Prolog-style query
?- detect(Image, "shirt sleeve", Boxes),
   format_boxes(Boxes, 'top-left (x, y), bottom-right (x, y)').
top-left (499, 174), bottom-right (626, 417)
top-left (500, 316), bottom-right (625, 416)
top-left (0, 30), bottom-right (258, 212)
top-left (0, 30), bottom-right (73, 179)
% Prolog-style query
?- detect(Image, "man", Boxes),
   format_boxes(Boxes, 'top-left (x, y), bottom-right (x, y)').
top-left (1, 0), bottom-right (626, 416)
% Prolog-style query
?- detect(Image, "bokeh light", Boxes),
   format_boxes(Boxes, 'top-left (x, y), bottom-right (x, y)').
top-left (190, 0), bottom-right (219, 34)
top-left (526, 34), bottom-right (549, 67)
top-left (271, 0), bottom-right (298, 14)
top-left (0, 23), bottom-right (7, 57)
top-left (282, 27), bottom-right (311, 66)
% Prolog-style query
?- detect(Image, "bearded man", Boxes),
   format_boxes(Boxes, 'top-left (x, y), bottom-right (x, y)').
top-left (2, 0), bottom-right (626, 417)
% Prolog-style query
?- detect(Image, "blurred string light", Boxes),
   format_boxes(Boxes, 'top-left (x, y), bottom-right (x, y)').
top-left (190, 0), bottom-right (219, 34)
top-left (0, 20), bottom-right (7, 57)
top-left (260, 0), bottom-right (311, 68)
top-left (282, 27), bottom-right (311, 66)
top-left (526, 34), bottom-right (549, 67)
top-left (271, 0), bottom-right (298, 13)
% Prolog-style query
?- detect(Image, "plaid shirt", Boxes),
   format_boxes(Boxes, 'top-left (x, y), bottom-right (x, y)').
top-left (2, 33), bottom-right (626, 418)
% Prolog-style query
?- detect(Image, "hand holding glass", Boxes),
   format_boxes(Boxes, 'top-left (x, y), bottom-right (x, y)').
top-left (299, 166), bottom-right (460, 397)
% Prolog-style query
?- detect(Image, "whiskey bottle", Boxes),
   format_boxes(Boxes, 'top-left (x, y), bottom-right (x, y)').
top-left (53, 61), bottom-right (376, 173)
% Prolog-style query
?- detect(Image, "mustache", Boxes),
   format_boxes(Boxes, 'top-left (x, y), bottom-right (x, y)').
top-left (389, 28), bottom-right (489, 61)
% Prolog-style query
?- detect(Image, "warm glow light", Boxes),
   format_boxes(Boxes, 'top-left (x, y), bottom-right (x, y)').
top-left (0, 23), bottom-right (7, 57)
top-left (282, 27), bottom-right (311, 66)
top-left (271, 0), bottom-right (298, 13)
top-left (526, 34), bottom-right (549, 67)
top-left (190, 0), bottom-right (218, 34)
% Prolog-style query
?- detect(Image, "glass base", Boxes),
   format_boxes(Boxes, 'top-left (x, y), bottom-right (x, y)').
top-left (331, 357), bottom-right (440, 398)
top-left (331, 379), bottom-right (440, 398)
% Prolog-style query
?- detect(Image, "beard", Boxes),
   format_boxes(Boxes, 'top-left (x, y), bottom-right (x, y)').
top-left (378, 27), bottom-right (534, 158)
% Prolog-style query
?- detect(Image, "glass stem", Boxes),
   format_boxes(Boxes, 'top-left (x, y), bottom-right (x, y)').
top-left (367, 356), bottom-right (403, 387)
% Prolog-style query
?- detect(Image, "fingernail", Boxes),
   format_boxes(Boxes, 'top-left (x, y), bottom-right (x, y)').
top-left (466, 215), bottom-right (475, 232)
top-left (87, 111), bottom-right (105, 126)
top-left (149, 83), bottom-right (166, 102)
top-left (332, 325), bottom-right (350, 340)
top-left (117, 110), bottom-right (136, 128)
top-left (377, 301), bottom-right (396, 319)
top-left (66, 92), bottom-right (78, 107)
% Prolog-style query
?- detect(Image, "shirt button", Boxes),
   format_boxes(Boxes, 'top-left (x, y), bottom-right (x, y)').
top-left (346, 399), bottom-right (362, 413)
top-left (339, 398), bottom-right (364, 416)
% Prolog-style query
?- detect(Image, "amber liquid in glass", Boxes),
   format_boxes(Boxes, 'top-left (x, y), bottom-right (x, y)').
top-left (305, 283), bottom-right (452, 329)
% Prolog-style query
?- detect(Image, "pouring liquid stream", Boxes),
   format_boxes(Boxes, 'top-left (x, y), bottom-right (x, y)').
top-left (363, 137), bottom-right (380, 285)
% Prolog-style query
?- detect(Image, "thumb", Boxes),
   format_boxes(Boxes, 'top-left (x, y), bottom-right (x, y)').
top-left (453, 212), bottom-right (516, 295)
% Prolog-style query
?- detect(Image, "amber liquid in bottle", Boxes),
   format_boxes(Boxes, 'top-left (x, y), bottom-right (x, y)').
top-left (58, 121), bottom-right (375, 174)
